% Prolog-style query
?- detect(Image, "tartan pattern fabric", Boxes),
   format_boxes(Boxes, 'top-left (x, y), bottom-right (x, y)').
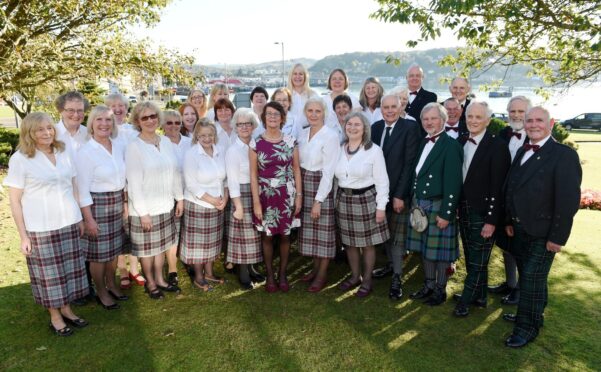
top-left (336, 187), bottom-right (390, 248)
top-left (80, 191), bottom-right (125, 262)
top-left (299, 169), bottom-right (336, 258)
top-left (26, 224), bottom-right (89, 308)
top-left (226, 184), bottom-right (262, 264)
top-left (458, 201), bottom-right (495, 303)
top-left (180, 200), bottom-right (224, 264)
top-left (386, 208), bottom-right (409, 251)
top-left (407, 198), bottom-right (459, 262)
top-left (129, 210), bottom-right (177, 258)
top-left (121, 217), bottom-right (132, 254)
top-left (509, 223), bottom-right (555, 341)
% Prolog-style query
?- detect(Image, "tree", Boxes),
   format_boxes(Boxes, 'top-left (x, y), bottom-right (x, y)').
top-left (0, 1), bottom-right (199, 117)
top-left (371, 1), bottom-right (601, 88)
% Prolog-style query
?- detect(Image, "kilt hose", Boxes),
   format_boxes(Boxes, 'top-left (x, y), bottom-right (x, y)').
top-left (508, 223), bottom-right (555, 341)
top-left (299, 169), bottom-right (336, 258)
top-left (407, 197), bottom-right (459, 262)
top-left (180, 200), bottom-right (224, 264)
top-left (26, 223), bottom-right (89, 308)
top-left (129, 209), bottom-right (177, 258)
top-left (336, 186), bottom-right (389, 248)
top-left (80, 190), bottom-right (125, 262)
top-left (458, 201), bottom-right (495, 304)
top-left (226, 184), bottom-right (262, 264)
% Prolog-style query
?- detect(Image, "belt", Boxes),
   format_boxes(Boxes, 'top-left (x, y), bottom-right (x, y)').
top-left (338, 185), bottom-right (375, 196)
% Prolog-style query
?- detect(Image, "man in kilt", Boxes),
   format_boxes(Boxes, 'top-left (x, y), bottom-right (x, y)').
top-left (503, 106), bottom-right (581, 348)
top-left (370, 94), bottom-right (421, 299)
top-left (452, 101), bottom-right (511, 317)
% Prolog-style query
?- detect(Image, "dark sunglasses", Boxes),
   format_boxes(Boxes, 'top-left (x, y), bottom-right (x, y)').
top-left (165, 120), bottom-right (181, 126)
top-left (140, 114), bottom-right (158, 122)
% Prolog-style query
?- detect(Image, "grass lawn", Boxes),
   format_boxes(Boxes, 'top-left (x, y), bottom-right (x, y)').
top-left (1, 144), bottom-right (600, 371)
top-left (0, 106), bottom-right (15, 119)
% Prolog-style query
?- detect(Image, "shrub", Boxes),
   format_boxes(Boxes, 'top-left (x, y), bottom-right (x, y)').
top-left (552, 122), bottom-right (569, 143)
top-left (165, 100), bottom-right (182, 110)
top-left (487, 118), bottom-right (507, 136)
top-left (0, 127), bottom-right (19, 167)
top-left (580, 189), bottom-right (601, 211)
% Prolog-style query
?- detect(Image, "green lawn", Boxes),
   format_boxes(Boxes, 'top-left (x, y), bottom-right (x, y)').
top-left (0, 106), bottom-right (15, 119)
top-left (569, 130), bottom-right (601, 142)
top-left (1, 143), bottom-right (600, 371)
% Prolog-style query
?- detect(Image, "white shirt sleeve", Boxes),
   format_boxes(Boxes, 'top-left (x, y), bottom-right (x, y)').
top-left (183, 147), bottom-right (206, 200)
top-left (372, 146), bottom-right (390, 210)
top-left (315, 131), bottom-right (341, 202)
top-left (3, 154), bottom-right (25, 189)
top-left (125, 142), bottom-right (149, 216)
top-left (226, 146), bottom-right (241, 198)
top-left (75, 148), bottom-right (94, 207)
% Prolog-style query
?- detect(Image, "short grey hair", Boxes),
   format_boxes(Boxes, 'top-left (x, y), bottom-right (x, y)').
top-left (304, 96), bottom-right (328, 117)
top-left (105, 93), bottom-right (129, 107)
top-left (420, 102), bottom-right (448, 123)
top-left (443, 97), bottom-right (460, 107)
top-left (526, 106), bottom-right (551, 125)
top-left (380, 94), bottom-right (401, 106)
top-left (506, 95), bottom-right (532, 112)
top-left (231, 108), bottom-right (259, 133)
top-left (466, 100), bottom-right (493, 118)
top-left (450, 77), bottom-right (471, 87)
top-left (406, 63), bottom-right (424, 79)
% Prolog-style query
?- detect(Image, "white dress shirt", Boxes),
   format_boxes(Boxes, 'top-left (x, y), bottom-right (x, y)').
top-left (415, 129), bottom-right (444, 175)
top-left (116, 123), bottom-right (138, 144)
top-left (125, 136), bottom-right (183, 217)
top-left (290, 89), bottom-right (318, 121)
top-left (334, 144), bottom-right (390, 210)
top-left (216, 123), bottom-right (237, 152)
top-left (170, 135), bottom-right (192, 171)
top-left (282, 113), bottom-right (304, 141)
top-left (508, 128), bottom-right (527, 161)
top-left (462, 131), bottom-right (486, 181)
top-left (225, 137), bottom-right (251, 199)
top-left (3, 149), bottom-right (82, 232)
top-left (76, 138), bottom-right (126, 208)
top-left (408, 87), bottom-right (422, 104)
top-left (521, 134), bottom-right (551, 166)
top-left (364, 107), bottom-right (383, 126)
top-left (55, 120), bottom-right (88, 160)
top-left (379, 120), bottom-right (398, 147)
top-left (444, 122), bottom-right (460, 139)
top-left (184, 144), bottom-right (227, 209)
top-left (298, 126), bottom-right (340, 202)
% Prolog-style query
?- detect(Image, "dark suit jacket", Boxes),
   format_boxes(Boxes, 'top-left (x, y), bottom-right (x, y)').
top-left (406, 88), bottom-right (438, 136)
top-left (458, 98), bottom-right (471, 130)
top-left (371, 118), bottom-right (421, 204)
top-left (459, 131), bottom-right (511, 225)
top-left (504, 139), bottom-right (581, 245)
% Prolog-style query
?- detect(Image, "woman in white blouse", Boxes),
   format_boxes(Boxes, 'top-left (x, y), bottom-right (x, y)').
top-left (225, 108), bottom-right (262, 290)
top-left (4, 112), bottom-right (88, 336)
top-left (287, 63), bottom-right (317, 127)
top-left (323, 69), bottom-right (361, 130)
top-left (187, 89), bottom-right (208, 119)
top-left (333, 94), bottom-right (353, 143)
top-left (178, 103), bottom-right (199, 137)
top-left (359, 77), bottom-right (384, 125)
top-left (76, 105), bottom-right (128, 310)
top-left (126, 102), bottom-right (184, 299)
top-left (206, 83), bottom-right (229, 122)
top-left (335, 112), bottom-right (390, 298)
top-left (214, 98), bottom-right (237, 152)
top-left (297, 98), bottom-right (340, 292)
top-left (272, 87), bottom-right (304, 140)
top-left (181, 121), bottom-right (228, 291)
top-left (161, 110), bottom-right (192, 288)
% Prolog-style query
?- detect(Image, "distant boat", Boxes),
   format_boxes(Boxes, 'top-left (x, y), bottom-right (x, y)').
top-left (489, 87), bottom-right (513, 98)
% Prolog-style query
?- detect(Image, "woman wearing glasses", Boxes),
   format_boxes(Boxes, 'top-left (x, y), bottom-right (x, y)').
top-left (125, 102), bottom-right (184, 299)
top-left (187, 89), bottom-right (208, 119)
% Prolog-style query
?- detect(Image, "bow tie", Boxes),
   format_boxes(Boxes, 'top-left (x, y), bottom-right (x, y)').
top-left (523, 143), bottom-right (540, 152)
top-left (509, 129), bottom-right (522, 140)
top-left (410, 91), bottom-right (418, 95)
top-left (426, 133), bottom-right (441, 143)
top-left (466, 137), bottom-right (478, 145)
top-left (445, 126), bottom-right (459, 132)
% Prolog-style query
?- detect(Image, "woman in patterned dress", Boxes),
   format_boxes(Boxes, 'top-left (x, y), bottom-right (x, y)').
top-left (250, 101), bottom-right (302, 293)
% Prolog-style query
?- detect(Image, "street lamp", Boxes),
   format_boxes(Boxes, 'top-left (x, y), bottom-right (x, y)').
top-left (274, 41), bottom-right (285, 86)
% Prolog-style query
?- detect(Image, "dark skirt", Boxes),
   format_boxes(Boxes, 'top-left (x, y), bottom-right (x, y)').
top-left (407, 198), bottom-right (459, 262)
top-left (26, 223), bottom-right (89, 308)
top-left (80, 190), bottom-right (125, 262)
top-left (180, 200), bottom-right (224, 264)
top-left (299, 169), bottom-right (336, 258)
top-left (129, 210), bottom-right (177, 258)
top-left (226, 184), bottom-right (262, 264)
top-left (336, 186), bottom-right (389, 248)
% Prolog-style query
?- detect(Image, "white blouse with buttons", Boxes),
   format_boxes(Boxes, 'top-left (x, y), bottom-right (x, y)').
top-left (55, 120), bottom-right (88, 160)
top-left (216, 123), bottom-right (238, 152)
top-left (3, 150), bottom-right (82, 232)
top-left (183, 143), bottom-right (227, 209)
top-left (76, 138), bottom-right (126, 208)
top-left (225, 137), bottom-right (251, 199)
top-left (334, 144), bottom-right (389, 210)
top-left (298, 125), bottom-right (340, 202)
top-left (171, 135), bottom-right (192, 171)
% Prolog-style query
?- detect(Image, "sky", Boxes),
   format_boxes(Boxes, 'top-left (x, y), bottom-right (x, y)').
top-left (133, 0), bottom-right (461, 66)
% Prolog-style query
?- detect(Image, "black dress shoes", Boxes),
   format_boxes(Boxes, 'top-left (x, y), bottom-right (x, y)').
top-left (452, 294), bottom-right (487, 308)
top-left (505, 334), bottom-right (529, 348)
top-left (424, 288), bottom-right (446, 306)
top-left (249, 265), bottom-right (266, 283)
top-left (372, 263), bottom-right (393, 279)
top-left (389, 274), bottom-right (403, 300)
top-left (239, 280), bottom-right (253, 291)
top-left (410, 286), bottom-right (433, 300)
top-left (501, 288), bottom-right (520, 305)
top-left (488, 282), bottom-right (512, 295)
top-left (453, 303), bottom-right (469, 317)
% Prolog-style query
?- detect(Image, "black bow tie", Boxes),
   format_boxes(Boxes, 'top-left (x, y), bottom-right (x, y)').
top-left (445, 126), bottom-right (459, 132)
top-left (509, 129), bottom-right (522, 140)
top-left (466, 137), bottom-right (477, 145)
top-left (410, 91), bottom-right (418, 95)
top-left (523, 143), bottom-right (540, 152)
top-left (426, 133), bottom-right (441, 143)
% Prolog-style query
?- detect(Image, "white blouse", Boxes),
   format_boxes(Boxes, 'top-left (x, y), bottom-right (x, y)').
top-left (76, 138), bottom-right (126, 208)
top-left (323, 92), bottom-right (361, 131)
top-left (290, 89), bottom-right (318, 129)
top-left (225, 137), bottom-right (251, 199)
top-left (125, 136), bottom-right (183, 217)
top-left (170, 135), bottom-right (192, 171)
top-left (364, 107), bottom-right (383, 125)
top-left (3, 150), bottom-right (82, 232)
top-left (334, 144), bottom-right (389, 210)
top-left (216, 123), bottom-right (237, 152)
top-left (282, 113), bottom-right (304, 141)
top-left (184, 144), bottom-right (227, 209)
top-left (55, 120), bottom-right (88, 160)
top-left (298, 126), bottom-right (340, 202)
top-left (116, 123), bottom-right (139, 144)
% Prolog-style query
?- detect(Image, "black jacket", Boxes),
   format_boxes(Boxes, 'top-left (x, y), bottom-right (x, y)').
top-left (405, 88), bottom-right (438, 136)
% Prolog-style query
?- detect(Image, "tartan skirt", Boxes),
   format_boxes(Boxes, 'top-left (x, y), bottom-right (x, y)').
top-left (336, 186), bottom-right (390, 248)
top-left (180, 200), bottom-right (224, 264)
top-left (226, 184), bottom-right (262, 264)
top-left (129, 210), bottom-right (177, 258)
top-left (299, 169), bottom-right (336, 258)
top-left (407, 198), bottom-right (459, 262)
top-left (80, 191), bottom-right (125, 262)
top-left (26, 223), bottom-right (89, 308)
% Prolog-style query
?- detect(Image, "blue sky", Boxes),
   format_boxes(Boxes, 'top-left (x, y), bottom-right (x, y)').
top-left (134, 0), bottom-right (461, 65)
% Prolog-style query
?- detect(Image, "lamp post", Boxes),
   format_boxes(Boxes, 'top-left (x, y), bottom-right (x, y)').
top-left (274, 41), bottom-right (285, 86)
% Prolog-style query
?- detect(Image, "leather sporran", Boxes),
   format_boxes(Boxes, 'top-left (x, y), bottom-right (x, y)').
top-left (409, 205), bottom-right (428, 233)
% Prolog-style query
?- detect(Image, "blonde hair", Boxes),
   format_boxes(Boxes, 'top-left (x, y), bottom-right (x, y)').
top-left (208, 84), bottom-right (229, 110)
top-left (130, 101), bottom-right (162, 132)
top-left (87, 105), bottom-right (118, 139)
top-left (187, 89), bottom-right (208, 117)
top-left (287, 63), bottom-right (315, 98)
top-left (18, 112), bottom-right (65, 158)
top-left (192, 118), bottom-right (218, 145)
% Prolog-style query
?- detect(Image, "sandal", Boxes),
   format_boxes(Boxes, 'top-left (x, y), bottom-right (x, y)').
top-left (301, 272), bottom-right (316, 283)
top-left (129, 272), bottom-right (146, 286)
top-left (193, 279), bottom-right (213, 292)
top-left (148, 288), bottom-right (164, 300)
top-left (120, 276), bottom-right (132, 290)
top-left (205, 275), bottom-right (225, 284)
top-left (355, 285), bottom-right (372, 298)
top-left (157, 283), bottom-right (181, 293)
top-left (278, 279), bottom-right (290, 293)
top-left (265, 282), bottom-right (279, 293)
top-left (308, 278), bottom-right (328, 293)
top-left (339, 279), bottom-right (361, 292)
top-left (49, 323), bottom-right (73, 337)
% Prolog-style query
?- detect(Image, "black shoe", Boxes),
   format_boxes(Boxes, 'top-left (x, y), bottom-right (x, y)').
top-left (488, 282), bottom-right (512, 295)
top-left (503, 313), bottom-right (517, 322)
top-left (388, 274), bottom-right (403, 300)
top-left (501, 288), bottom-right (520, 305)
top-left (62, 315), bottom-right (89, 328)
top-left (410, 286), bottom-right (433, 300)
top-left (452, 294), bottom-right (487, 308)
top-left (239, 280), bottom-right (253, 290)
top-left (372, 263), bottom-right (393, 279)
top-left (505, 334), bottom-right (529, 348)
top-left (70, 297), bottom-right (87, 306)
top-left (108, 289), bottom-right (129, 301)
top-left (49, 323), bottom-right (73, 337)
top-left (168, 272), bottom-right (179, 287)
top-left (249, 265), bottom-right (266, 283)
top-left (95, 296), bottom-right (120, 310)
top-left (157, 283), bottom-right (181, 293)
top-left (453, 303), bottom-right (469, 317)
top-left (424, 288), bottom-right (446, 306)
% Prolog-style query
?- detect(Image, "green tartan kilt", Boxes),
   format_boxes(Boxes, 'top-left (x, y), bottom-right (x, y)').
top-left (407, 198), bottom-right (459, 262)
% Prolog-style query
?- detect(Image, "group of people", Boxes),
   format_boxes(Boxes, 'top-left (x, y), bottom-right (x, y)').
top-left (4, 62), bottom-right (581, 349)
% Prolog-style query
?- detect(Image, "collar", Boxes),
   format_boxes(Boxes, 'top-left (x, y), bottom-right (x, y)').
top-left (469, 130), bottom-right (486, 144)
top-left (426, 129), bottom-right (445, 143)
top-left (235, 136), bottom-right (250, 148)
top-left (529, 134), bottom-right (552, 148)
top-left (197, 143), bottom-right (219, 157)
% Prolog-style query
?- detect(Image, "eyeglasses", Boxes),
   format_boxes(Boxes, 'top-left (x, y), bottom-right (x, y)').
top-left (140, 114), bottom-right (158, 122)
top-left (275, 99), bottom-right (289, 104)
top-left (165, 121), bottom-right (181, 126)
top-left (265, 112), bottom-right (281, 118)
top-left (198, 134), bottom-right (215, 139)
top-left (64, 108), bottom-right (85, 115)
top-left (236, 122), bottom-right (253, 128)
top-left (190, 95), bottom-right (204, 101)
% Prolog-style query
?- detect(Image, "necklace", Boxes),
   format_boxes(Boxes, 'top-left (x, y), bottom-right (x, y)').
top-left (263, 133), bottom-right (282, 143)
top-left (140, 134), bottom-right (159, 148)
top-left (346, 143), bottom-right (361, 155)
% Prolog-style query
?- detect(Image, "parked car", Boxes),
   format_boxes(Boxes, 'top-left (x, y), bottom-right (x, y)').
top-left (128, 95), bottom-right (137, 104)
top-left (233, 92), bottom-right (251, 108)
top-left (562, 113), bottom-right (601, 131)
top-left (492, 113), bottom-right (509, 123)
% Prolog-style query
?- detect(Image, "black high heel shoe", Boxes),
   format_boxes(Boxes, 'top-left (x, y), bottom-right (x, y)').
top-left (95, 296), bottom-right (120, 310)
top-left (108, 289), bottom-right (129, 301)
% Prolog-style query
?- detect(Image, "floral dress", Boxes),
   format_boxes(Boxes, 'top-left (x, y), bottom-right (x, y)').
top-left (251, 134), bottom-right (300, 236)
